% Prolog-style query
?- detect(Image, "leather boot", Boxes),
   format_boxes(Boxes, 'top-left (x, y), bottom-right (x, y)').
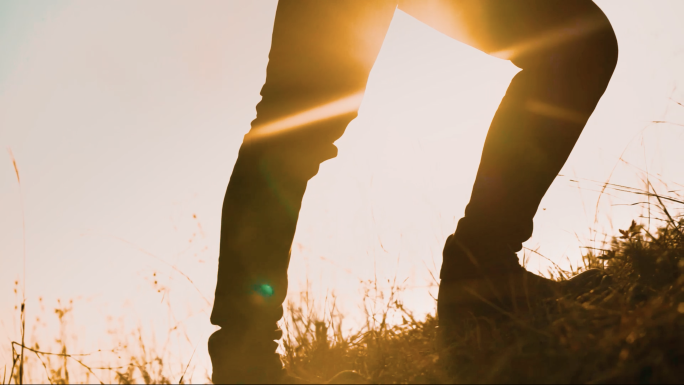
top-left (209, 323), bottom-right (284, 384)
top-left (438, 233), bottom-right (603, 343)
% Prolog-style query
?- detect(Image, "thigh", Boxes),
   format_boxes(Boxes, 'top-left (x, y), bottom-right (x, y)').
top-left (398, 0), bottom-right (610, 63)
top-left (254, 0), bottom-right (397, 127)
top-left (247, 0), bottom-right (398, 178)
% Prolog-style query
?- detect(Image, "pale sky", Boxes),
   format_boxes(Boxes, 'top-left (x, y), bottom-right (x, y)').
top-left (1, 1), bottom-right (684, 382)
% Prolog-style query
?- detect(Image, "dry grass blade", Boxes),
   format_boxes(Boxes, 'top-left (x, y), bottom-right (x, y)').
top-left (177, 346), bottom-right (196, 384)
top-left (10, 343), bottom-right (105, 385)
top-left (7, 149), bottom-right (26, 385)
top-left (652, 120), bottom-right (684, 127)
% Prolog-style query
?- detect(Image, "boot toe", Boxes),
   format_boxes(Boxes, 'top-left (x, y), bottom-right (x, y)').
top-left (559, 268), bottom-right (604, 296)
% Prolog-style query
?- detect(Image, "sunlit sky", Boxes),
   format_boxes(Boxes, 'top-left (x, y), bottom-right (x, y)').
top-left (2, 1), bottom-right (684, 381)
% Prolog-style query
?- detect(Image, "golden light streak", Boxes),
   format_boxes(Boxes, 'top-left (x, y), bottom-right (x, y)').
top-left (246, 91), bottom-right (365, 141)
top-left (526, 99), bottom-right (587, 124)
top-left (491, 15), bottom-right (608, 60)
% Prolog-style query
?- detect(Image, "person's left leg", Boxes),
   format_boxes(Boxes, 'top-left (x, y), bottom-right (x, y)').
top-left (399, 0), bottom-right (618, 322)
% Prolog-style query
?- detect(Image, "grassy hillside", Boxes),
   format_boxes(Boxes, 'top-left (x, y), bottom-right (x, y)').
top-left (5, 217), bottom-right (683, 384)
top-left (283, 219), bottom-right (684, 384)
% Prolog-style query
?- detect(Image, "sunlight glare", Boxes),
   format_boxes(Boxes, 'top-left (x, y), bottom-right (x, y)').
top-left (526, 100), bottom-right (587, 124)
top-left (247, 92), bottom-right (365, 141)
top-left (491, 15), bottom-right (609, 60)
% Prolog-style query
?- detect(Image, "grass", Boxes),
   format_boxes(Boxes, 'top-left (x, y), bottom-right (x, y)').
top-left (4, 215), bottom-right (683, 384)
top-left (4, 295), bottom-right (183, 385)
top-left (281, 217), bottom-right (684, 384)
top-left (4, 150), bottom-right (195, 384)
top-left (4, 149), bottom-right (683, 383)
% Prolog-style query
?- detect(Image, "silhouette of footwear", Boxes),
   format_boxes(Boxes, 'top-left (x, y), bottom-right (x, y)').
top-left (437, 234), bottom-right (604, 340)
top-left (209, 326), bottom-right (284, 384)
top-left (280, 370), bottom-right (370, 384)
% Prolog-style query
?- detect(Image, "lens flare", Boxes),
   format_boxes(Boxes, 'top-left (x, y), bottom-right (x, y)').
top-left (246, 92), bottom-right (365, 141)
top-left (253, 284), bottom-right (274, 298)
top-left (526, 100), bottom-right (587, 124)
top-left (491, 15), bottom-right (608, 60)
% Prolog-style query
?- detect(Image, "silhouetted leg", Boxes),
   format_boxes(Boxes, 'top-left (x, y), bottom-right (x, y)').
top-left (209, 1), bottom-right (397, 383)
top-left (400, 1), bottom-right (618, 350)
top-left (400, 1), bottom-right (619, 280)
top-left (395, 0), bottom-right (618, 362)
top-left (420, 3), bottom-right (617, 353)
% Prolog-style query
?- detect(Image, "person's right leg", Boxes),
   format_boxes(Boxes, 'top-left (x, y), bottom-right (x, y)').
top-left (209, 1), bottom-right (397, 383)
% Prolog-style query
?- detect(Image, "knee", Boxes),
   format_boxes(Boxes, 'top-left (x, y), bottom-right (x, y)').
top-left (569, 17), bottom-right (619, 107)
top-left (515, 17), bottom-right (618, 113)
top-left (573, 9), bottom-right (619, 84)
top-left (512, 10), bottom-right (619, 85)
top-left (241, 116), bottom-right (347, 181)
top-left (586, 16), bottom-right (619, 84)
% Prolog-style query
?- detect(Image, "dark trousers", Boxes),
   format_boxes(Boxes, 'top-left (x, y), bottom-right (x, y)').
top-left (210, 0), bottom-right (618, 332)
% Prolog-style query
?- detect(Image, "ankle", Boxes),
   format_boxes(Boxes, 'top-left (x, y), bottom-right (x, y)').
top-left (440, 234), bottom-right (522, 281)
